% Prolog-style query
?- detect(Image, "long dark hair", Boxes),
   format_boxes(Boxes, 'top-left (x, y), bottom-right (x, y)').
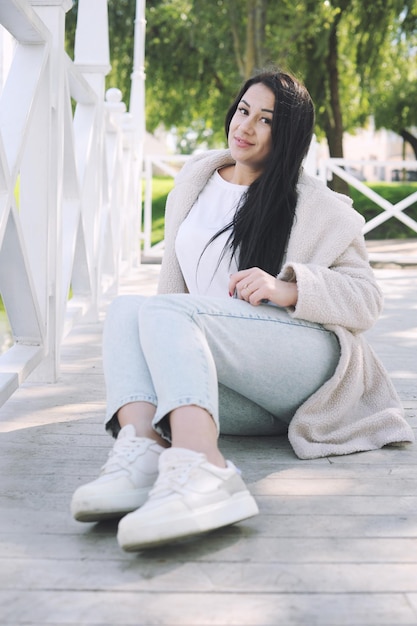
top-left (213, 70), bottom-right (315, 276)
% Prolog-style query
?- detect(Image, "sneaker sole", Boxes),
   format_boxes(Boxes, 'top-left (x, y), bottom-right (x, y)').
top-left (117, 491), bottom-right (259, 550)
top-left (71, 489), bottom-right (150, 523)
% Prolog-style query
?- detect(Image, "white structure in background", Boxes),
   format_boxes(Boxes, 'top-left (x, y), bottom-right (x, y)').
top-left (318, 118), bottom-right (417, 183)
top-left (0, 0), bottom-right (145, 408)
top-left (314, 121), bottom-right (417, 238)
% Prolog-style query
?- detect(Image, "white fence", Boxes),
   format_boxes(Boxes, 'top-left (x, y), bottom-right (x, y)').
top-left (142, 153), bottom-right (417, 260)
top-left (0, 0), bottom-right (144, 407)
top-left (320, 159), bottom-right (417, 236)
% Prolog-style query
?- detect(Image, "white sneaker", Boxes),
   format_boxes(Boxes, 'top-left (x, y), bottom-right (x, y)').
top-left (71, 425), bottom-right (164, 522)
top-left (117, 447), bottom-right (259, 551)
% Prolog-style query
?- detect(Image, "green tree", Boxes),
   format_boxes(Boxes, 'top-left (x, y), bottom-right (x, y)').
top-left (144, 0), bottom-right (236, 143)
top-left (144, 0), bottom-right (274, 145)
top-left (144, 0), bottom-right (417, 166)
top-left (371, 4), bottom-right (417, 157)
top-left (66, 0), bottom-right (417, 171)
top-left (283, 0), bottom-right (416, 190)
top-left (228, 0), bottom-right (268, 79)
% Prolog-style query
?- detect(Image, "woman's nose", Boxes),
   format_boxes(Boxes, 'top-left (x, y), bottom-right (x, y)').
top-left (239, 116), bottom-right (254, 132)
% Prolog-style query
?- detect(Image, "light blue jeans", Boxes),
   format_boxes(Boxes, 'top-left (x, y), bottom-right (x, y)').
top-left (103, 294), bottom-right (340, 440)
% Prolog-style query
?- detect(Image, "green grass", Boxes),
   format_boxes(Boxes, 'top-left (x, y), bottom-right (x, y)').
top-left (147, 176), bottom-right (174, 245)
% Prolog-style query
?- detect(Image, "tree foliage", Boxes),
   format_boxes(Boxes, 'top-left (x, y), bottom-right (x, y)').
top-left (65, 0), bottom-right (417, 163)
top-left (371, 2), bottom-right (417, 156)
top-left (143, 0), bottom-right (238, 144)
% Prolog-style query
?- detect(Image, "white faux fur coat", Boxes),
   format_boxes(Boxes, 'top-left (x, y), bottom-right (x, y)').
top-left (157, 149), bottom-right (414, 459)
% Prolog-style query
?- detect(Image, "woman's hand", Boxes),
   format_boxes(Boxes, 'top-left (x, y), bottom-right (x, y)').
top-left (229, 267), bottom-right (298, 307)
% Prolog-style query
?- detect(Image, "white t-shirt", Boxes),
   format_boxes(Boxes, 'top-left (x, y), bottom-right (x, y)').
top-left (175, 170), bottom-right (248, 297)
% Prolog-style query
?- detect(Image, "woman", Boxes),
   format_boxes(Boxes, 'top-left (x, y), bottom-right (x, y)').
top-left (71, 70), bottom-right (414, 551)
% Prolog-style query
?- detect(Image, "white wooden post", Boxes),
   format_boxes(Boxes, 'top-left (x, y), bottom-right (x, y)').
top-left (72, 0), bottom-right (111, 320)
top-left (103, 87), bottom-right (126, 291)
top-left (26, 0), bottom-right (72, 381)
top-left (130, 0), bottom-right (146, 146)
top-left (0, 1), bottom-right (53, 398)
top-left (129, 0), bottom-right (146, 261)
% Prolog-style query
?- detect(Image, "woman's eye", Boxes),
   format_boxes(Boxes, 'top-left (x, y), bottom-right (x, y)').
top-left (261, 117), bottom-right (272, 125)
top-left (238, 107), bottom-right (249, 115)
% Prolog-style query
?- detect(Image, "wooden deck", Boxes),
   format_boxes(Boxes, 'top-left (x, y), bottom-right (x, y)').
top-left (1, 248), bottom-right (417, 625)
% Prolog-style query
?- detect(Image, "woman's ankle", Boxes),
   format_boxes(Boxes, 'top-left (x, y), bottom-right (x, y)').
top-left (169, 406), bottom-right (226, 467)
top-left (117, 402), bottom-right (169, 448)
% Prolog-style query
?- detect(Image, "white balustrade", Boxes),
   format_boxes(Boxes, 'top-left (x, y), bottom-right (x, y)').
top-left (142, 152), bottom-right (417, 263)
top-left (0, 0), bottom-right (144, 407)
top-left (320, 158), bottom-right (417, 235)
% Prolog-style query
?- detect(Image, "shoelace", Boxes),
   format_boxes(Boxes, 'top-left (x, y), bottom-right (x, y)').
top-left (101, 437), bottom-right (148, 474)
top-left (149, 456), bottom-right (201, 498)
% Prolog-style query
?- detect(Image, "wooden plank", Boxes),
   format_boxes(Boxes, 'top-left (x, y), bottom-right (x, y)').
top-left (0, 590), bottom-right (416, 625)
top-left (2, 557), bottom-right (417, 594)
top-left (2, 532), bottom-right (417, 564)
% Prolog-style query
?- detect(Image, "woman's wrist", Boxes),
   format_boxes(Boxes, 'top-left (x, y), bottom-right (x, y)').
top-left (272, 279), bottom-right (298, 307)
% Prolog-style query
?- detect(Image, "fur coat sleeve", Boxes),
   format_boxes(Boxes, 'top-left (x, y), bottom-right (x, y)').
top-left (157, 150), bottom-right (415, 459)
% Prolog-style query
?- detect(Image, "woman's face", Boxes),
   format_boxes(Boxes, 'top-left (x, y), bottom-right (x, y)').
top-left (228, 83), bottom-right (274, 174)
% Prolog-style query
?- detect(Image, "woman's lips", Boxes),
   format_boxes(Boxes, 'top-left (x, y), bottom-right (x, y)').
top-left (234, 136), bottom-right (253, 148)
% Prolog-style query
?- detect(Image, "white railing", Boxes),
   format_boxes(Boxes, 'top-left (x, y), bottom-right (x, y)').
top-left (143, 151), bottom-right (417, 261)
top-left (320, 159), bottom-right (417, 235)
top-left (0, 0), bottom-right (144, 407)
